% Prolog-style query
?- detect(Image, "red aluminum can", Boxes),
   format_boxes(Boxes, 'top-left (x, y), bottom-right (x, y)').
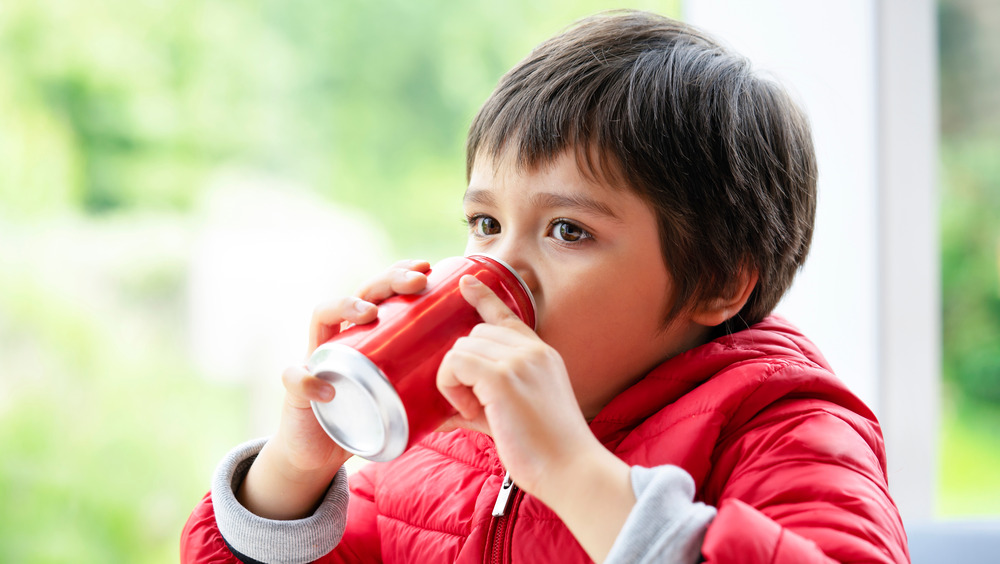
top-left (308, 255), bottom-right (535, 462)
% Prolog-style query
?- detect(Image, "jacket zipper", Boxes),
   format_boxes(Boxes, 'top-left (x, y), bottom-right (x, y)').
top-left (487, 471), bottom-right (522, 563)
top-left (492, 472), bottom-right (516, 517)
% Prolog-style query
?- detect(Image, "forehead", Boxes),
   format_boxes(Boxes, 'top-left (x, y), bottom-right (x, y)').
top-left (465, 150), bottom-right (632, 218)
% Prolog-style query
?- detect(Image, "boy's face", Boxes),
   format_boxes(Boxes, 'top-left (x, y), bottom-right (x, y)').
top-left (463, 150), bottom-right (711, 419)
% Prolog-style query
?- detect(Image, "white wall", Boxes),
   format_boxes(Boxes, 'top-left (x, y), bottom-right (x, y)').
top-left (683, 0), bottom-right (938, 519)
top-left (875, 0), bottom-right (939, 522)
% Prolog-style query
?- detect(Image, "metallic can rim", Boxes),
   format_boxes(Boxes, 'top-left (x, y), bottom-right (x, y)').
top-left (469, 254), bottom-right (537, 331)
top-left (308, 342), bottom-right (409, 462)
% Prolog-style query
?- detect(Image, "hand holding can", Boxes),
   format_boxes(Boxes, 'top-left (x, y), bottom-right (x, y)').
top-left (309, 255), bottom-right (536, 462)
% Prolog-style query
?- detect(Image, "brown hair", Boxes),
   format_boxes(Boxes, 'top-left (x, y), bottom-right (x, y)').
top-left (466, 10), bottom-right (817, 331)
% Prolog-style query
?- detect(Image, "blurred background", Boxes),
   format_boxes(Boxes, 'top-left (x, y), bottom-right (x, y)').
top-left (937, 0), bottom-right (1000, 518)
top-left (0, 0), bottom-right (996, 562)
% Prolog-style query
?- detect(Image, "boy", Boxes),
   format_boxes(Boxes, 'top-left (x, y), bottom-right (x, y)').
top-left (182, 10), bottom-right (909, 563)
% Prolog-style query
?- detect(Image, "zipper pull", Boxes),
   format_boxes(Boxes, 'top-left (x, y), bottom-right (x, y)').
top-left (492, 471), bottom-right (516, 517)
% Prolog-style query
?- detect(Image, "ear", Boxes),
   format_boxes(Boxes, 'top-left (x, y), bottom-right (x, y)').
top-left (690, 267), bottom-right (760, 327)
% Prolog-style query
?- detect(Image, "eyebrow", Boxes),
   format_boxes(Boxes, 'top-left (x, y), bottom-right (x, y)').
top-left (463, 189), bottom-right (622, 222)
top-left (463, 189), bottom-right (497, 208)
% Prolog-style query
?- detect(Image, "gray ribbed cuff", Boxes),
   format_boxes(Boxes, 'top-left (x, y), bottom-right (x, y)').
top-left (605, 465), bottom-right (716, 564)
top-left (210, 438), bottom-right (350, 564)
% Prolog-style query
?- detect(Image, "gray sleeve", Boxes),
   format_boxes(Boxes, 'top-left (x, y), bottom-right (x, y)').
top-left (604, 465), bottom-right (717, 564)
top-left (210, 437), bottom-right (350, 564)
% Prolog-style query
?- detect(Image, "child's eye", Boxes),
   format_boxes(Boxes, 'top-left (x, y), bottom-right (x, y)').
top-left (467, 214), bottom-right (501, 236)
top-left (549, 220), bottom-right (592, 243)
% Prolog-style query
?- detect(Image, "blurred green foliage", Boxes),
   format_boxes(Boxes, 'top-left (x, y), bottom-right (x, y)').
top-left (941, 139), bottom-right (1000, 402)
top-left (938, 390), bottom-right (1000, 515)
top-left (0, 0), bottom-right (678, 256)
top-left (938, 0), bottom-right (1000, 515)
top-left (0, 1), bottom-right (680, 562)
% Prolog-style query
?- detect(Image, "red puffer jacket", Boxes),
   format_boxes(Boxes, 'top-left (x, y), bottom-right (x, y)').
top-left (181, 316), bottom-right (909, 563)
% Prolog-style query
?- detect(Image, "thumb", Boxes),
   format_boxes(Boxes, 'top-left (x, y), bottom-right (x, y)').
top-left (459, 275), bottom-right (529, 331)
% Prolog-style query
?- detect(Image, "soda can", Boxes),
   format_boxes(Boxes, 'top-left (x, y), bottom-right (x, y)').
top-left (308, 255), bottom-right (536, 462)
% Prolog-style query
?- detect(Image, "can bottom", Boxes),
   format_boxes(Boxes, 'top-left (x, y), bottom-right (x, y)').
top-left (308, 342), bottom-right (409, 462)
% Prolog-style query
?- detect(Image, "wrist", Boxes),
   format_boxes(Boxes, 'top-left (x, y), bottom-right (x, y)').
top-left (270, 437), bottom-right (350, 485)
top-left (542, 445), bottom-right (632, 516)
top-left (237, 440), bottom-right (344, 520)
top-left (534, 443), bottom-right (635, 563)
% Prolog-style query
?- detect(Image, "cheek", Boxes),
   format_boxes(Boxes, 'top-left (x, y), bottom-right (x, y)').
top-left (535, 286), bottom-right (613, 362)
top-left (547, 277), bottom-right (669, 367)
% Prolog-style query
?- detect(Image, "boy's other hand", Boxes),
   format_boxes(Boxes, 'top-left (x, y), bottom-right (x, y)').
top-left (437, 274), bottom-right (635, 563)
top-left (284, 258), bottom-right (430, 474)
top-left (436, 275), bottom-right (602, 501)
top-left (238, 259), bottom-right (429, 520)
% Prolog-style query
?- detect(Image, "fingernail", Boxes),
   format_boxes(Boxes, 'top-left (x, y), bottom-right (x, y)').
top-left (404, 271), bottom-right (423, 282)
top-left (462, 275), bottom-right (482, 286)
top-left (354, 299), bottom-right (373, 313)
top-left (319, 385), bottom-right (336, 402)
